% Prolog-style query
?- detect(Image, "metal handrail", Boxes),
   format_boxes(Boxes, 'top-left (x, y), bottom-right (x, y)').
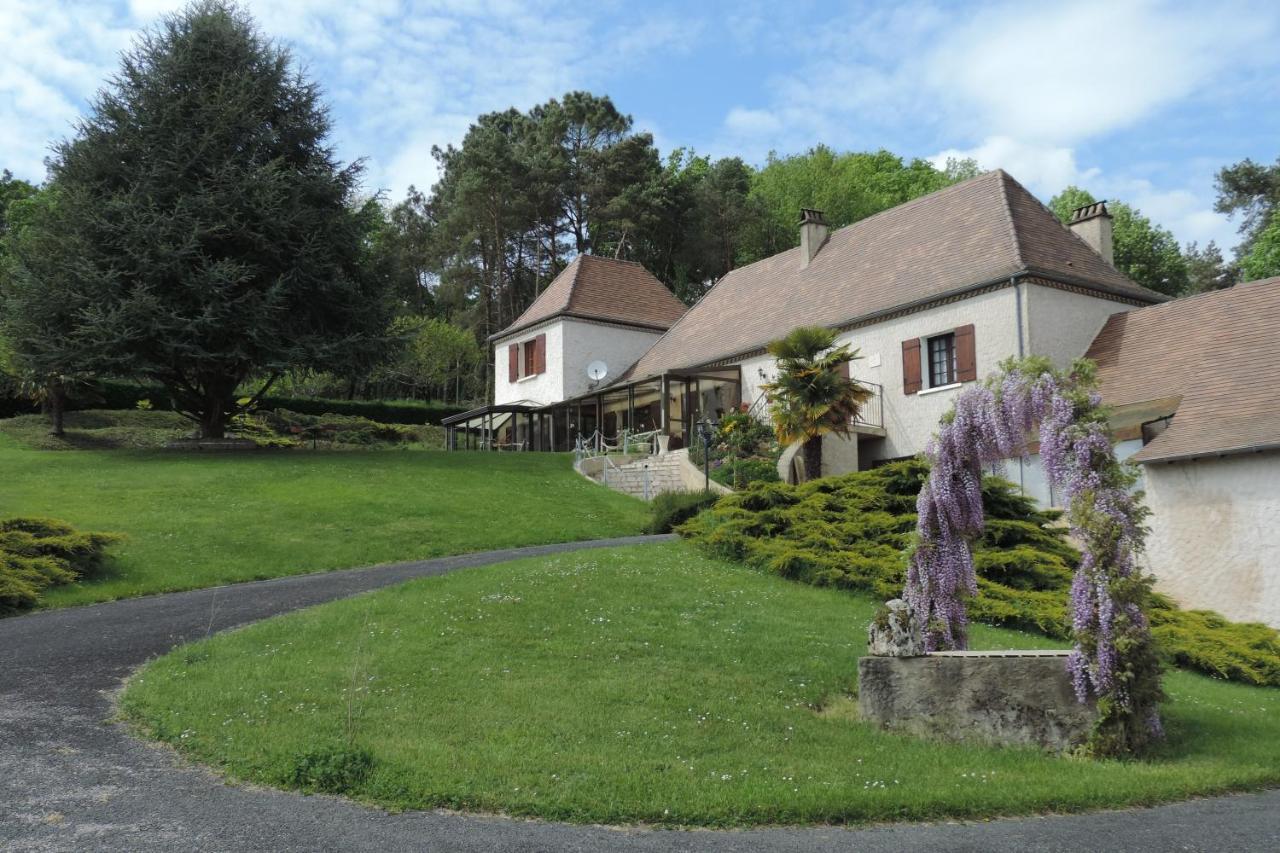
top-left (748, 381), bottom-right (882, 430)
top-left (855, 381), bottom-right (884, 429)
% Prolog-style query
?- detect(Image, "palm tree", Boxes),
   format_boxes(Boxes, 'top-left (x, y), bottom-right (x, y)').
top-left (763, 326), bottom-right (871, 482)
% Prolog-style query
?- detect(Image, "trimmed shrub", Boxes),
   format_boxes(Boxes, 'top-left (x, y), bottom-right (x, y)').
top-left (257, 396), bottom-right (464, 426)
top-left (254, 409), bottom-right (426, 446)
top-left (57, 380), bottom-right (467, 425)
top-left (679, 459), bottom-right (1280, 687)
top-left (648, 490), bottom-right (722, 534)
top-left (689, 410), bottom-right (781, 490)
top-left (713, 458), bottom-right (781, 489)
top-left (0, 517), bottom-right (121, 612)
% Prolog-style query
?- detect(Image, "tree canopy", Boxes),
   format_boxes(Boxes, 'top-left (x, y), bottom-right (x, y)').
top-left (1240, 211), bottom-right (1280, 282)
top-left (9, 0), bottom-right (394, 437)
top-left (763, 326), bottom-right (870, 483)
top-left (0, 170), bottom-right (38, 246)
top-left (745, 147), bottom-right (969, 260)
top-left (1049, 187), bottom-right (1190, 297)
top-left (1215, 156), bottom-right (1280, 257)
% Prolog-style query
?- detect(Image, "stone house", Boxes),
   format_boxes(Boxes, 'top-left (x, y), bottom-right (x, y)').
top-left (441, 169), bottom-right (1278, 626)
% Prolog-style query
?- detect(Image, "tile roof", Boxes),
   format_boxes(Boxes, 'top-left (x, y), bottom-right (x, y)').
top-left (494, 254), bottom-right (687, 340)
top-left (1087, 277), bottom-right (1280, 463)
top-left (619, 170), bottom-right (1163, 382)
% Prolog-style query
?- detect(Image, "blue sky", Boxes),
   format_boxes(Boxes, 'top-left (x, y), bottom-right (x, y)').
top-left (4, 0), bottom-right (1279, 252)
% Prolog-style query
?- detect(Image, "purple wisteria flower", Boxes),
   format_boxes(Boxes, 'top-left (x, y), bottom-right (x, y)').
top-left (903, 361), bottom-right (1162, 751)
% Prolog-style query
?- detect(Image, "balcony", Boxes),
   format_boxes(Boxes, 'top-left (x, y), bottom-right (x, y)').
top-left (853, 381), bottom-right (885, 436)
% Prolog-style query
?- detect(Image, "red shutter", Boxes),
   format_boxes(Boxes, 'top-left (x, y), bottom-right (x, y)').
top-left (955, 324), bottom-right (977, 382)
top-left (902, 338), bottom-right (922, 395)
top-left (534, 333), bottom-right (547, 375)
top-left (508, 344), bottom-right (519, 383)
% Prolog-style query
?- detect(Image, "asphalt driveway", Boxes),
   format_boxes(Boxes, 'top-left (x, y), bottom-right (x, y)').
top-left (2, 534), bottom-right (1277, 852)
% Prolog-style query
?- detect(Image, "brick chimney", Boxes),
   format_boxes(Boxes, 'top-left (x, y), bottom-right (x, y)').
top-left (799, 208), bottom-right (829, 269)
top-left (1069, 201), bottom-right (1114, 266)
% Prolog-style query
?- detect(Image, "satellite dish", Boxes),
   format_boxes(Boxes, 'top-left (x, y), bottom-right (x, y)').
top-left (586, 360), bottom-right (609, 383)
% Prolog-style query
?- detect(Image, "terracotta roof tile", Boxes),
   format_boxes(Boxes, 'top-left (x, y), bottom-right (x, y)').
top-left (1087, 277), bottom-right (1280, 463)
top-left (494, 255), bottom-right (687, 339)
top-left (620, 170), bottom-right (1162, 382)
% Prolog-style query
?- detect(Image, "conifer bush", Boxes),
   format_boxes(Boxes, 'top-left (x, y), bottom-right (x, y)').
top-left (648, 490), bottom-right (722, 534)
top-left (678, 460), bottom-right (1280, 688)
top-left (0, 517), bottom-right (120, 612)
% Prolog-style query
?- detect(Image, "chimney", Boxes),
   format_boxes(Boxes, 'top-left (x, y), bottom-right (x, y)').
top-left (799, 208), bottom-right (829, 269)
top-left (1068, 201), bottom-right (1114, 266)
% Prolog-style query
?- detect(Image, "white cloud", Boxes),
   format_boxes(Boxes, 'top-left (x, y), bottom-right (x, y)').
top-left (713, 0), bottom-right (1280, 252)
top-left (924, 0), bottom-right (1274, 143)
top-left (930, 136), bottom-right (1097, 196)
top-left (0, 0), bottom-right (693, 198)
top-left (724, 107), bottom-right (781, 137)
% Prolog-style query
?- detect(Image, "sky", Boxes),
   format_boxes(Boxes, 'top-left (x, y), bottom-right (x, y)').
top-left (3, 0), bottom-right (1279, 253)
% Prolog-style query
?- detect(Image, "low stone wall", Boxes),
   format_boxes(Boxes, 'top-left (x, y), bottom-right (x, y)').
top-left (858, 650), bottom-right (1096, 752)
top-left (165, 438), bottom-right (261, 452)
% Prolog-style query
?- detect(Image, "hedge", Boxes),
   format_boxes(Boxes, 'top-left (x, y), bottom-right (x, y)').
top-left (678, 459), bottom-right (1280, 688)
top-left (0, 380), bottom-right (467, 426)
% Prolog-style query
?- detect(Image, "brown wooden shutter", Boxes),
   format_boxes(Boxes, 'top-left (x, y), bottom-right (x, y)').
top-left (902, 339), bottom-right (922, 395)
top-left (955, 324), bottom-right (977, 382)
top-left (534, 333), bottom-right (547, 375)
top-left (508, 344), bottom-right (519, 383)
top-left (838, 358), bottom-right (851, 380)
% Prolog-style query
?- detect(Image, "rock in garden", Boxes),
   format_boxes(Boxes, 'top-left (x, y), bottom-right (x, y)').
top-left (867, 599), bottom-right (925, 657)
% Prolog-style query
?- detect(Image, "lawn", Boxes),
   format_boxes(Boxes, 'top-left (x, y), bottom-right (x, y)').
top-left (121, 541), bottom-right (1280, 827)
top-left (0, 430), bottom-right (648, 606)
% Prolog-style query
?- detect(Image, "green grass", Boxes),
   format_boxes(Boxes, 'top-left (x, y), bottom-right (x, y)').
top-left (121, 542), bottom-right (1280, 827)
top-left (0, 431), bottom-right (647, 606)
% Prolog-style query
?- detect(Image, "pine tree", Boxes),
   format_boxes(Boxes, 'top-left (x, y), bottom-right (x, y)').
top-left (32, 0), bottom-right (391, 438)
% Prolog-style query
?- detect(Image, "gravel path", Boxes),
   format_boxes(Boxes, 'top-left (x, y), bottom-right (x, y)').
top-left (2, 534), bottom-right (1277, 852)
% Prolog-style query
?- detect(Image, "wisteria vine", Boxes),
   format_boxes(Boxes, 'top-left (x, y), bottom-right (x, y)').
top-left (904, 357), bottom-right (1163, 754)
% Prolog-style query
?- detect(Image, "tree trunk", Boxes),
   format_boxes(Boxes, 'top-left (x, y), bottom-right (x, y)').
top-left (803, 435), bottom-right (823, 482)
top-left (200, 408), bottom-right (228, 439)
top-left (48, 382), bottom-right (66, 437)
top-left (199, 381), bottom-right (233, 439)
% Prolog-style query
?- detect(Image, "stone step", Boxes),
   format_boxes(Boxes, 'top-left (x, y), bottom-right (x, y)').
top-left (583, 450), bottom-right (700, 500)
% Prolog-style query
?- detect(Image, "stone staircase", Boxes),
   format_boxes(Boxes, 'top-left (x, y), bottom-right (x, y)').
top-left (595, 450), bottom-right (688, 500)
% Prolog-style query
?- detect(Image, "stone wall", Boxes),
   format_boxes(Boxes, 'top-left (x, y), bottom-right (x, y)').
top-left (858, 651), bottom-right (1096, 752)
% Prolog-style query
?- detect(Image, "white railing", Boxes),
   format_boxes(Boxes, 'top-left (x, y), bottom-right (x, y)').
top-left (746, 390), bottom-right (770, 422)
top-left (574, 428), bottom-right (660, 461)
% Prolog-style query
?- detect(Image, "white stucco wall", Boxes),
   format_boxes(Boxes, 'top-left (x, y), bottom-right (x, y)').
top-left (559, 319), bottom-right (665, 402)
top-left (493, 320), bottom-right (565, 406)
top-left (493, 318), bottom-right (665, 406)
top-left (1141, 453), bottom-right (1280, 629)
top-left (1023, 283), bottom-right (1133, 370)
top-left (740, 288), bottom-right (1023, 467)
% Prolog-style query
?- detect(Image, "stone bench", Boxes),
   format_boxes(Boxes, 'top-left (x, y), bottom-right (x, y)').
top-left (858, 650), bottom-right (1096, 752)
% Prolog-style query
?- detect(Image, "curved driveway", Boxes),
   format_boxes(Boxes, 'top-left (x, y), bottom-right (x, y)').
top-left (2, 534), bottom-right (1277, 852)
